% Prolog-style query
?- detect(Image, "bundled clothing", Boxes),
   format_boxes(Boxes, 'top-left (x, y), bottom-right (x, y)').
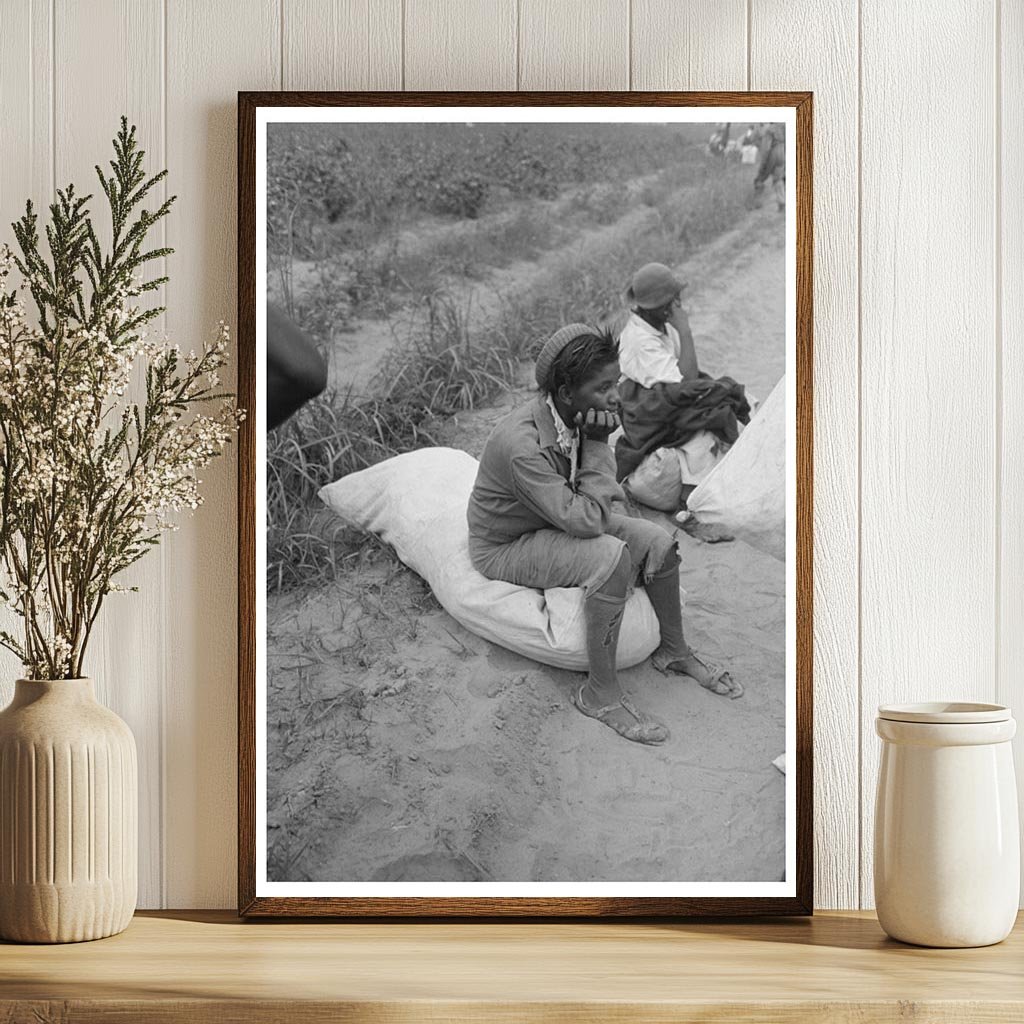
top-left (614, 376), bottom-right (751, 483)
top-left (615, 310), bottom-right (750, 489)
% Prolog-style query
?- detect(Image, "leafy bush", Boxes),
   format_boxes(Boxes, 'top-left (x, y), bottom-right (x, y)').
top-left (265, 122), bottom-right (714, 258)
top-left (430, 175), bottom-right (489, 219)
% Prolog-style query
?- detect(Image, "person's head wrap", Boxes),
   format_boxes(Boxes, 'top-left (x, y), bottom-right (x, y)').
top-left (534, 322), bottom-right (598, 391)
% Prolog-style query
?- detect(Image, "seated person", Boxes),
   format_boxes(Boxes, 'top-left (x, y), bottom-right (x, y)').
top-left (615, 263), bottom-right (750, 535)
top-left (467, 323), bottom-right (742, 747)
top-left (267, 303), bottom-right (328, 430)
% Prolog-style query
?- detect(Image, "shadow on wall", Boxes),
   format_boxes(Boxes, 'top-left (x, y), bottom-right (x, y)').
top-left (161, 99), bottom-right (241, 902)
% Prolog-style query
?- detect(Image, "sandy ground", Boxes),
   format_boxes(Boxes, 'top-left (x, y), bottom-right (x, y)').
top-left (267, 203), bottom-right (787, 884)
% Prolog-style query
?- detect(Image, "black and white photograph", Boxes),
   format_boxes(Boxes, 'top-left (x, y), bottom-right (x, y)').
top-left (245, 98), bottom-right (807, 910)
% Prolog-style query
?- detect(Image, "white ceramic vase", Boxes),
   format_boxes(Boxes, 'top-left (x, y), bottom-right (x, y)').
top-left (874, 702), bottom-right (1019, 948)
top-left (0, 678), bottom-right (137, 943)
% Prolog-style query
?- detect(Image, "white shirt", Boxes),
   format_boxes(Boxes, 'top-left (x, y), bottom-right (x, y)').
top-left (617, 312), bottom-right (683, 388)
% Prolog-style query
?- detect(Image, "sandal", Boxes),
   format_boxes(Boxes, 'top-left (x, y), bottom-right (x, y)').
top-left (572, 683), bottom-right (670, 745)
top-left (651, 648), bottom-right (744, 700)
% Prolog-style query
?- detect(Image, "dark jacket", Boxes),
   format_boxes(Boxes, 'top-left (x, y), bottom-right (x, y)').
top-left (468, 396), bottom-right (625, 545)
top-left (614, 376), bottom-right (751, 482)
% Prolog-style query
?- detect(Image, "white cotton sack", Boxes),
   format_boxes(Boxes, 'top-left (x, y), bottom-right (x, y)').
top-left (624, 447), bottom-right (684, 511)
top-left (686, 377), bottom-right (787, 561)
top-left (625, 433), bottom-right (725, 512)
top-left (318, 447), bottom-right (661, 671)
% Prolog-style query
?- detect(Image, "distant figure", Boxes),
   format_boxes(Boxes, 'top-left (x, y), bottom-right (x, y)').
top-left (707, 122), bottom-right (730, 156)
top-left (267, 303), bottom-right (327, 430)
top-left (753, 125), bottom-right (786, 212)
top-left (740, 125), bottom-right (759, 165)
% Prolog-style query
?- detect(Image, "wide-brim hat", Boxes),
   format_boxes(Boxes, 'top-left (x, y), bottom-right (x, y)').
top-left (534, 323), bottom-right (597, 391)
top-left (625, 262), bottom-right (686, 309)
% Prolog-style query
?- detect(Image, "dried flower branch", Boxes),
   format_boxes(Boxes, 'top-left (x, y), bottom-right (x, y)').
top-left (0, 117), bottom-right (242, 679)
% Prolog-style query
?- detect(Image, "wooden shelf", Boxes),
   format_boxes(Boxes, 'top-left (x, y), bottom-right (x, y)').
top-left (2, 910), bottom-right (1022, 1022)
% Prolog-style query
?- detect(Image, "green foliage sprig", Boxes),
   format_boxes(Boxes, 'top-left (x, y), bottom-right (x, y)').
top-left (0, 117), bottom-right (241, 679)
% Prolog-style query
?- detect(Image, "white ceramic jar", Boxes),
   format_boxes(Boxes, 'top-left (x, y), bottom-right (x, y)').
top-left (874, 702), bottom-right (1019, 947)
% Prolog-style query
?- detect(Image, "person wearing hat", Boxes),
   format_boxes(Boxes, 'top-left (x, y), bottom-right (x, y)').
top-left (616, 263), bottom-right (749, 527)
top-left (619, 262), bottom-right (699, 388)
top-left (466, 323), bottom-right (742, 747)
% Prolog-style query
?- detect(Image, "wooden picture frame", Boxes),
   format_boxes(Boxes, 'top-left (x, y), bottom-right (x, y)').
top-left (238, 91), bottom-right (813, 917)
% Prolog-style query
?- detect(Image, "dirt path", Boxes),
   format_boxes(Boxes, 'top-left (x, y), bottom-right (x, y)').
top-left (679, 205), bottom-right (787, 402)
top-left (267, 205), bottom-right (788, 885)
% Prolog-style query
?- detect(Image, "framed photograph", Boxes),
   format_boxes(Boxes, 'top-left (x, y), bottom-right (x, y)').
top-left (238, 91), bottom-right (812, 916)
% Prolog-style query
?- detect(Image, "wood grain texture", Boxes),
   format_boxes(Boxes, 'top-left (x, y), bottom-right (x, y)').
top-left (0, 0), bottom-right (54, 697)
top-left (241, 896), bottom-right (808, 919)
top-left (2, 910), bottom-right (1024, 1022)
top-left (163, 0), bottom-right (279, 908)
top-left (519, 0), bottom-right (628, 90)
top-left (4, 1004), bottom-right (1024, 1024)
top-left (1000, 0), bottom-right (1024, 900)
top-left (859, 1), bottom-right (998, 908)
top-left (404, 0), bottom-right (516, 90)
top-left (631, 0), bottom-right (747, 91)
top-left (283, 0), bottom-right (402, 90)
top-left (236, 92), bottom-right (258, 934)
top-left (795, 90), bottom-right (816, 925)
top-left (751, 0), bottom-right (860, 911)
top-left (236, 87), bottom-right (813, 919)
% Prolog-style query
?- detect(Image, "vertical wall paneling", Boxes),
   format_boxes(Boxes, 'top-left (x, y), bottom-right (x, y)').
top-left (519, 0), bottom-right (628, 90)
top-left (0, 0), bottom-right (52, 231)
top-left (164, 0), bottom-right (280, 907)
top-left (630, 1), bottom-right (746, 91)
top-left (0, 1), bottom-right (54, 695)
top-left (404, 0), bottom-right (516, 90)
top-left (859, 1), bottom-right (998, 908)
top-left (52, 0), bottom-right (166, 908)
top-left (1000, 0), bottom-right (1024, 899)
top-left (283, 0), bottom-right (402, 91)
top-left (0, 0), bottom-right (1019, 912)
top-left (750, 1), bottom-right (860, 910)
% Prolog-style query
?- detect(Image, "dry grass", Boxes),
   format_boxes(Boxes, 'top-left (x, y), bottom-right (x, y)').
top-left (267, 289), bottom-right (522, 592)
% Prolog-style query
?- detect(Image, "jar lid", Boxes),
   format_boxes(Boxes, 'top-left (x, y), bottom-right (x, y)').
top-left (877, 702), bottom-right (1011, 724)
